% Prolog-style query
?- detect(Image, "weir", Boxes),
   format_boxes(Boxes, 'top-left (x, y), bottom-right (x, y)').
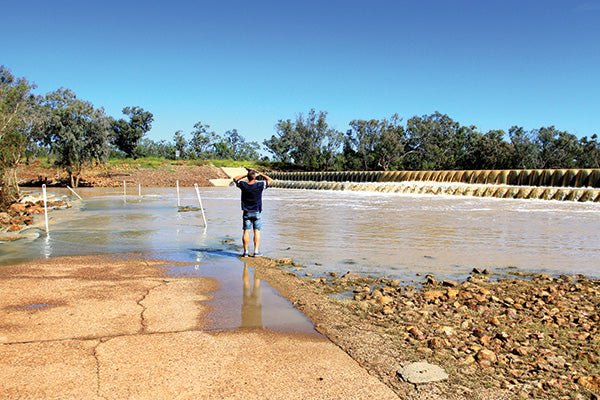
top-left (269, 169), bottom-right (600, 202)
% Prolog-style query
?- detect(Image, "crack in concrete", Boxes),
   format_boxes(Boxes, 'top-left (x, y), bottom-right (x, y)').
top-left (91, 340), bottom-right (107, 400)
top-left (136, 282), bottom-right (165, 334)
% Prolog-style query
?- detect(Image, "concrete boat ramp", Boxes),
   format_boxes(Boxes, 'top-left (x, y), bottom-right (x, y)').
top-left (0, 255), bottom-right (398, 399)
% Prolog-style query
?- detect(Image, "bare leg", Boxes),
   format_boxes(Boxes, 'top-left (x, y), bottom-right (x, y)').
top-left (253, 229), bottom-right (261, 254)
top-left (242, 229), bottom-right (250, 254)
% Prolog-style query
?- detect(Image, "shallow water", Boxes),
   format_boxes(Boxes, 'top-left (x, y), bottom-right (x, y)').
top-left (2, 186), bottom-right (599, 280)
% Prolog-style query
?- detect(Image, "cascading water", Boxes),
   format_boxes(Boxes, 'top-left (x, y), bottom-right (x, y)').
top-left (269, 169), bottom-right (600, 202)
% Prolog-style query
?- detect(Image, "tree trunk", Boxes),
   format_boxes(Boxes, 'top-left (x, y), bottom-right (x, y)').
top-left (0, 166), bottom-right (20, 211)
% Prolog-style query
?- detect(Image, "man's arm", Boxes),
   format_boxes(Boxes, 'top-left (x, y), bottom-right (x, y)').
top-left (259, 172), bottom-right (273, 186)
top-left (232, 174), bottom-right (246, 183)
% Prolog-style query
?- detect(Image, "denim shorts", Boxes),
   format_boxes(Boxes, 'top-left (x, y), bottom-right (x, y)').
top-left (242, 211), bottom-right (263, 230)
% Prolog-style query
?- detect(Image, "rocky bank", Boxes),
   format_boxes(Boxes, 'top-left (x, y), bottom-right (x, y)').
top-left (246, 257), bottom-right (600, 400)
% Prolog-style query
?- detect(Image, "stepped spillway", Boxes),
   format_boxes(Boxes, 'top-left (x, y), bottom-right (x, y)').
top-left (269, 169), bottom-right (600, 202)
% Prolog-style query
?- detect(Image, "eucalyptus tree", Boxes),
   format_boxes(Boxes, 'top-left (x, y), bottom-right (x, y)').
top-left (534, 126), bottom-right (580, 169)
top-left (0, 66), bottom-right (41, 209)
top-left (404, 112), bottom-right (465, 170)
top-left (111, 106), bottom-right (153, 158)
top-left (508, 126), bottom-right (539, 169)
top-left (43, 88), bottom-right (111, 187)
top-left (189, 121), bottom-right (218, 159)
top-left (173, 130), bottom-right (187, 158)
top-left (264, 109), bottom-right (342, 170)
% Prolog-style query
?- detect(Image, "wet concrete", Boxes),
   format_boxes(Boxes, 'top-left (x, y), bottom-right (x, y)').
top-left (0, 255), bottom-right (398, 399)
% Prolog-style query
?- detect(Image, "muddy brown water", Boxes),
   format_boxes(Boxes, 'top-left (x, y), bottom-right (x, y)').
top-left (1, 186), bottom-right (599, 333)
top-left (1, 186), bottom-right (599, 278)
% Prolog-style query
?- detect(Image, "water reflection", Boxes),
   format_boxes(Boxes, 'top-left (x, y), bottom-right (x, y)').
top-left (241, 261), bottom-right (262, 328)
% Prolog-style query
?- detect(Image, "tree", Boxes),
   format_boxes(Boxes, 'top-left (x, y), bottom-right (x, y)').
top-left (508, 126), bottom-right (539, 169)
top-left (534, 126), bottom-right (580, 169)
top-left (189, 121), bottom-right (218, 159)
top-left (0, 66), bottom-right (40, 209)
top-left (344, 115), bottom-right (407, 171)
top-left (111, 106), bottom-right (153, 157)
top-left (468, 130), bottom-right (512, 169)
top-left (404, 112), bottom-right (464, 170)
top-left (173, 130), bottom-right (187, 158)
top-left (43, 89), bottom-right (111, 187)
top-left (264, 109), bottom-right (342, 170)
top-left (578, 134), bottom-right (600, 168)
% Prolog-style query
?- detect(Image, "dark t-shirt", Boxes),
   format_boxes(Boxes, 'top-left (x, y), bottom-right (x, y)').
top-left (236, 180), bottom-right (267, 212)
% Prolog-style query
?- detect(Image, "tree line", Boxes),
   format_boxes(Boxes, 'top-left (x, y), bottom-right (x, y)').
top-left (2, 65), bottom-right (599, 210)
top-left (264, 110), bottom-right (600, 172)
top-left (0, 66), bottom-right (261, 209)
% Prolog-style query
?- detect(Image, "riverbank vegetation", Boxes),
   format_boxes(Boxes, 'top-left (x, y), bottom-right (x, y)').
top-left (1, 64), bottom-right (599, 210)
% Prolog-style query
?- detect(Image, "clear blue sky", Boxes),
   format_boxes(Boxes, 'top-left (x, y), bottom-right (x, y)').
top-left (2, 0), bottom-right (599, 144)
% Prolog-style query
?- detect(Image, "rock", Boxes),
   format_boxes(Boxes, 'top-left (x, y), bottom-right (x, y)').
top-left (513, 346), bottom-right (529, 356)
top-left (341, 271), bottom-right (362, 280)
top-left (9, 203), bottom-right (26, 213)
top-left (8, 224), bottom-right (22, 232)
top-left (377, 295), bottom-right (393, 306)
top-left (577, 376), bottom-right (600, 391)
top-left (446, 288), bottom-right (459, 299)
top-left (0, 212), bottom-right (11, 225)
top-left (353, 286), bottom-right (370, 294)
top-left (397, 362), bottom-right (449, 384)
top-left (382, 305), bottom-right (394, 315)
top-left (428, 337), bottom-right (446, 349)
top-left (489, 316), bottom-right (501, 326)
top-left (442, 280), bottom-right (459, 287)
top-left (424, 290), bottom-right (444, 301)
top-left (476, 349), bottom-right (497, 363)
top-left (425, 274), bottom-right (436, 285)
top-left (479, 335), bottom-right (492, 346)
top-left (304, 273), bottom-right (313, 277)
top-left (407, 326), bottom-right (425, 340)
top-left (463, 355), bottom-right (476, 365)
top-left (438, 326), bottom-right (454, 336)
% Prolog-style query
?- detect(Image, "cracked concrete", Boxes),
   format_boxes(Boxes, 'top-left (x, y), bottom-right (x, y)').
top-left (0, 255), bottom-right (399, 399)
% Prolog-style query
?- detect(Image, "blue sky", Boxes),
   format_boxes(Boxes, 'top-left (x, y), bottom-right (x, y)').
top-left (2, 0), bottom-right (599, 144)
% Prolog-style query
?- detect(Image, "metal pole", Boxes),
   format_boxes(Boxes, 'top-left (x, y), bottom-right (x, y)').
top-left (194, 183), bottom-right (208, 228)
top-left (66, 185), bottom-right (83, 200)
top-left (42, 184), bottom-right (49, 234)
top-left (176, 180), bottom-right (181, 207)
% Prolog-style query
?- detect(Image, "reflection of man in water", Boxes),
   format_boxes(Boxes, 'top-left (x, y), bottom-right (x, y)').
top-left (241, 262), bottom-right (262, 328)
top-left (232, 168), bottom-right (273, 257)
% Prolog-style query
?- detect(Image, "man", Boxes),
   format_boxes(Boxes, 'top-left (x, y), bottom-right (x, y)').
top-left (233, 168), bottom-right (273, 257)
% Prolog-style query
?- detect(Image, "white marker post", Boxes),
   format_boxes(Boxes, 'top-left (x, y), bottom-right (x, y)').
top-left (138, 183), bottom-right (142, 197)
top-left (123, 180), bottom-right (127, 197)
top-left (66, 185), bottom-right (83, 200)
top-left (194, 183), bottom-right (208, 228)
top-left (176, 180), bottom-right (181, 207)
top-left (42, 184), bottom-right (49, 234)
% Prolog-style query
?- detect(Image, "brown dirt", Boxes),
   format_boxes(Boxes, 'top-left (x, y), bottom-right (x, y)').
top-left (16, 160), bottom-right (228, 188)
top-left (243, 257), bottom-right (600, 400)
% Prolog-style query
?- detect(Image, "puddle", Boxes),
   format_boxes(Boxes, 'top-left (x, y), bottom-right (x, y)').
top-left (165, 250), bottom-right (318, 336)
top-left (23, 303), bottom-right (50, 310)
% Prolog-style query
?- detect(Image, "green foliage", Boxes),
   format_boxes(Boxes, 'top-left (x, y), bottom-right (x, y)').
top-left (264, 109), bottom-right (342, 170)
top-left (111, 106), bottom-right (154, 157)
top-left (0, 66), bottom-right (39, 209)
top-left (344, 114), bottom-right (406, 170)
top-left (42, 88), bottom-right (111, 187)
